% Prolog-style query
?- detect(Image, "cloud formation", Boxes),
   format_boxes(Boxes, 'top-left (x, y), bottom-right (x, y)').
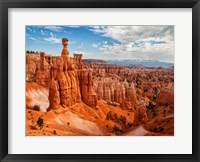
top-left (43, 37), bottom-right (61, 44)
top-left (40, 30), bottom-right (47, 36)
top-left (73, 51), bottom-right (96, 59)
top-left (44, 26), bottom-right (63, 32)
top-left (89, 26), bottom-right (174, 62)
top-left (43, 32), bottom-right (61, 44)
top-left (28, 37), bottom-right (44, 43)
top-left (67, 26), bottom-right (81, 28)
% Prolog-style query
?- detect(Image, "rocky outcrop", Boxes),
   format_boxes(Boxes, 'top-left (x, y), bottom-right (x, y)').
top-left (106, 111), bottom-right (127, 125)
top-left (93, 77), bottom-right (137, 110)
top-left (47, 38), bottom-right (97, 111)
top-left (156, 83), bottom-right (174, 108)
top-left (26, 50), bottom-right (98, 111)
top-left (26, 54), bottom-right (40, 82)
top-left (48, 78), bottom-right (60, 110)
top-left (35, 53), bottom-right (51, 87)
top-left (26, 82), bottom-right (49, 112)
top-left (137, 100), bottom-right (148, 123)
top-left (61, 38), bottom-right (69, 59)
top-left (80, 69), bottom-right (97, 107)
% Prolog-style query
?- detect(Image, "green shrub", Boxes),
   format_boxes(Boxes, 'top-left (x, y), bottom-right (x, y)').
top-left (29, 78), bottom-right (36, 82)
top-left (33, 105), bottom-right (40, 111)
top-left (146, 102), bottom-right (155, 109)
top-left (128, 122), bottom-right (134, 127)
top-left (37, 117), bottom-right (44, 130)
top-left (107, 102), bottom-right (119, 107)
top-left (53, 130), bottom-right (57, 135)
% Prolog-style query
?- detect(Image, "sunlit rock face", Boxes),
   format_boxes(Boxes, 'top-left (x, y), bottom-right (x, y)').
top-left (27, 38), bottom-right (98, 111)
top-left (61, 38), bottom-right (70, 59)
top-left (33, 38), bottom-right (97, 111)
top-left (35, 53), bottom-right (51, 88)
top-left (93, 77), bottom-right (137, 110)
top-left (156, 83), bottom-right (174, 108)
top-left (26, 54), bottom-right (37, 82)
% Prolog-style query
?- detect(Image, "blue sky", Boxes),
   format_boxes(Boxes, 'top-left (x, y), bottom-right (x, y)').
top-left (26, 25), bottom-right (174, 63)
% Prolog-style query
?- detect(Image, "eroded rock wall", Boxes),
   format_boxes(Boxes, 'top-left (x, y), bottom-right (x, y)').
top-left (47, 55), bottom-right (97, 110)
top-left (27, 51), bottom-right (98, 110)
top-left (93, 77), bottom-right (137, 110)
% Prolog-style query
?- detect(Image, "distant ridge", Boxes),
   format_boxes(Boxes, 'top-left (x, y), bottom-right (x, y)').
top-left (107, 60), bottom-right (173, 68)
top-left (83, 59), bottom-right (107, 64)
top-left (83, 59), bottom-right (174, 68)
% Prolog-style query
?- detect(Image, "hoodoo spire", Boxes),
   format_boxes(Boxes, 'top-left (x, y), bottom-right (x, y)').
top-left (61, 38), bottom-right (69, 59)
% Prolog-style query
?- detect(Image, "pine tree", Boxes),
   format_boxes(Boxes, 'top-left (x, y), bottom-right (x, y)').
top-left (37, 117), bottom-right (44, 130)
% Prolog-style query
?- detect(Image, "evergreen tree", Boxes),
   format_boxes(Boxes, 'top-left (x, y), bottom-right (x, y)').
top-left (37, 117), bottom-right (44, 130)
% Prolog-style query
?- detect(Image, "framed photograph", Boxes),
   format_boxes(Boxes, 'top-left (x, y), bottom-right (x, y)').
top-left (0, 0), bottom-right (199, 161)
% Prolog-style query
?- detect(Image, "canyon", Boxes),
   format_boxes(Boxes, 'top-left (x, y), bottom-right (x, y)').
top-left (26, 38), bottom-right (174, 136)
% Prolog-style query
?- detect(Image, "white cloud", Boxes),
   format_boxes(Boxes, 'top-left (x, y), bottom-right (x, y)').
top-left (90, 26), bottom-right (174, 43)
top-left (44, 26), bottom-right (63, 32)
top-left (50, 32), bottom-right (55, 37)
top-left (73, 51), bottom-right (97, 59)
top-left (29, 37), bottom-right (37, 41)
top-left (69, 41), bottom-right (76, 44)
top-left (27, 27), bottom-right (32, 32)
top-left (41, 30), bottom-right (47, 36)
top-left (67, 26), bottom-right (80, 28)
top-left (44, 37), bottom-right (61, 44)
top-left (28, 37), bottom-right (43, 43)
top-left (43, 32), bottom-right (75, 44)
top-left (89, 26), bottom-right (174, 62)
top-left (99, 41), bottom-right (174, 61)
top-left (92, 43), bottom-right (98, 48)
top-left (43, 32), bottom-right (61, 44)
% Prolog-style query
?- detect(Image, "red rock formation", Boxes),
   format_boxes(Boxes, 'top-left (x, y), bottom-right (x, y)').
top-left (25, 39), bottom-right (98, 111)
top-left (80, 69), bottom-right (97, 108)
top-left (47, 78), bottom-right (60, 111)
top-left (138, 100), bottom-right (148, 123)
top-left (74, 54), bottom-right (83, 69)
top-left (156, 84), bottom-right (174, 108)
top-left (61, 38), bottom-right (69, 59)
top-left (35, 53), bottom-right (51, 87)
top-left (26, 54), bottom-right (37, 82)
top-left (94, 77), bottom-right (137, 110)
top-left (46, 38), bottom-right (98, 110)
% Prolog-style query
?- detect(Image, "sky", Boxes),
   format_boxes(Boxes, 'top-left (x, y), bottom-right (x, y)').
top-left (26, 25), bottom-right (174, 63)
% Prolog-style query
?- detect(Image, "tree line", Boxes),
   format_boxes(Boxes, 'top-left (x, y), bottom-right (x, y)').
top-left (26, 50), bottom-right (39, 54)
